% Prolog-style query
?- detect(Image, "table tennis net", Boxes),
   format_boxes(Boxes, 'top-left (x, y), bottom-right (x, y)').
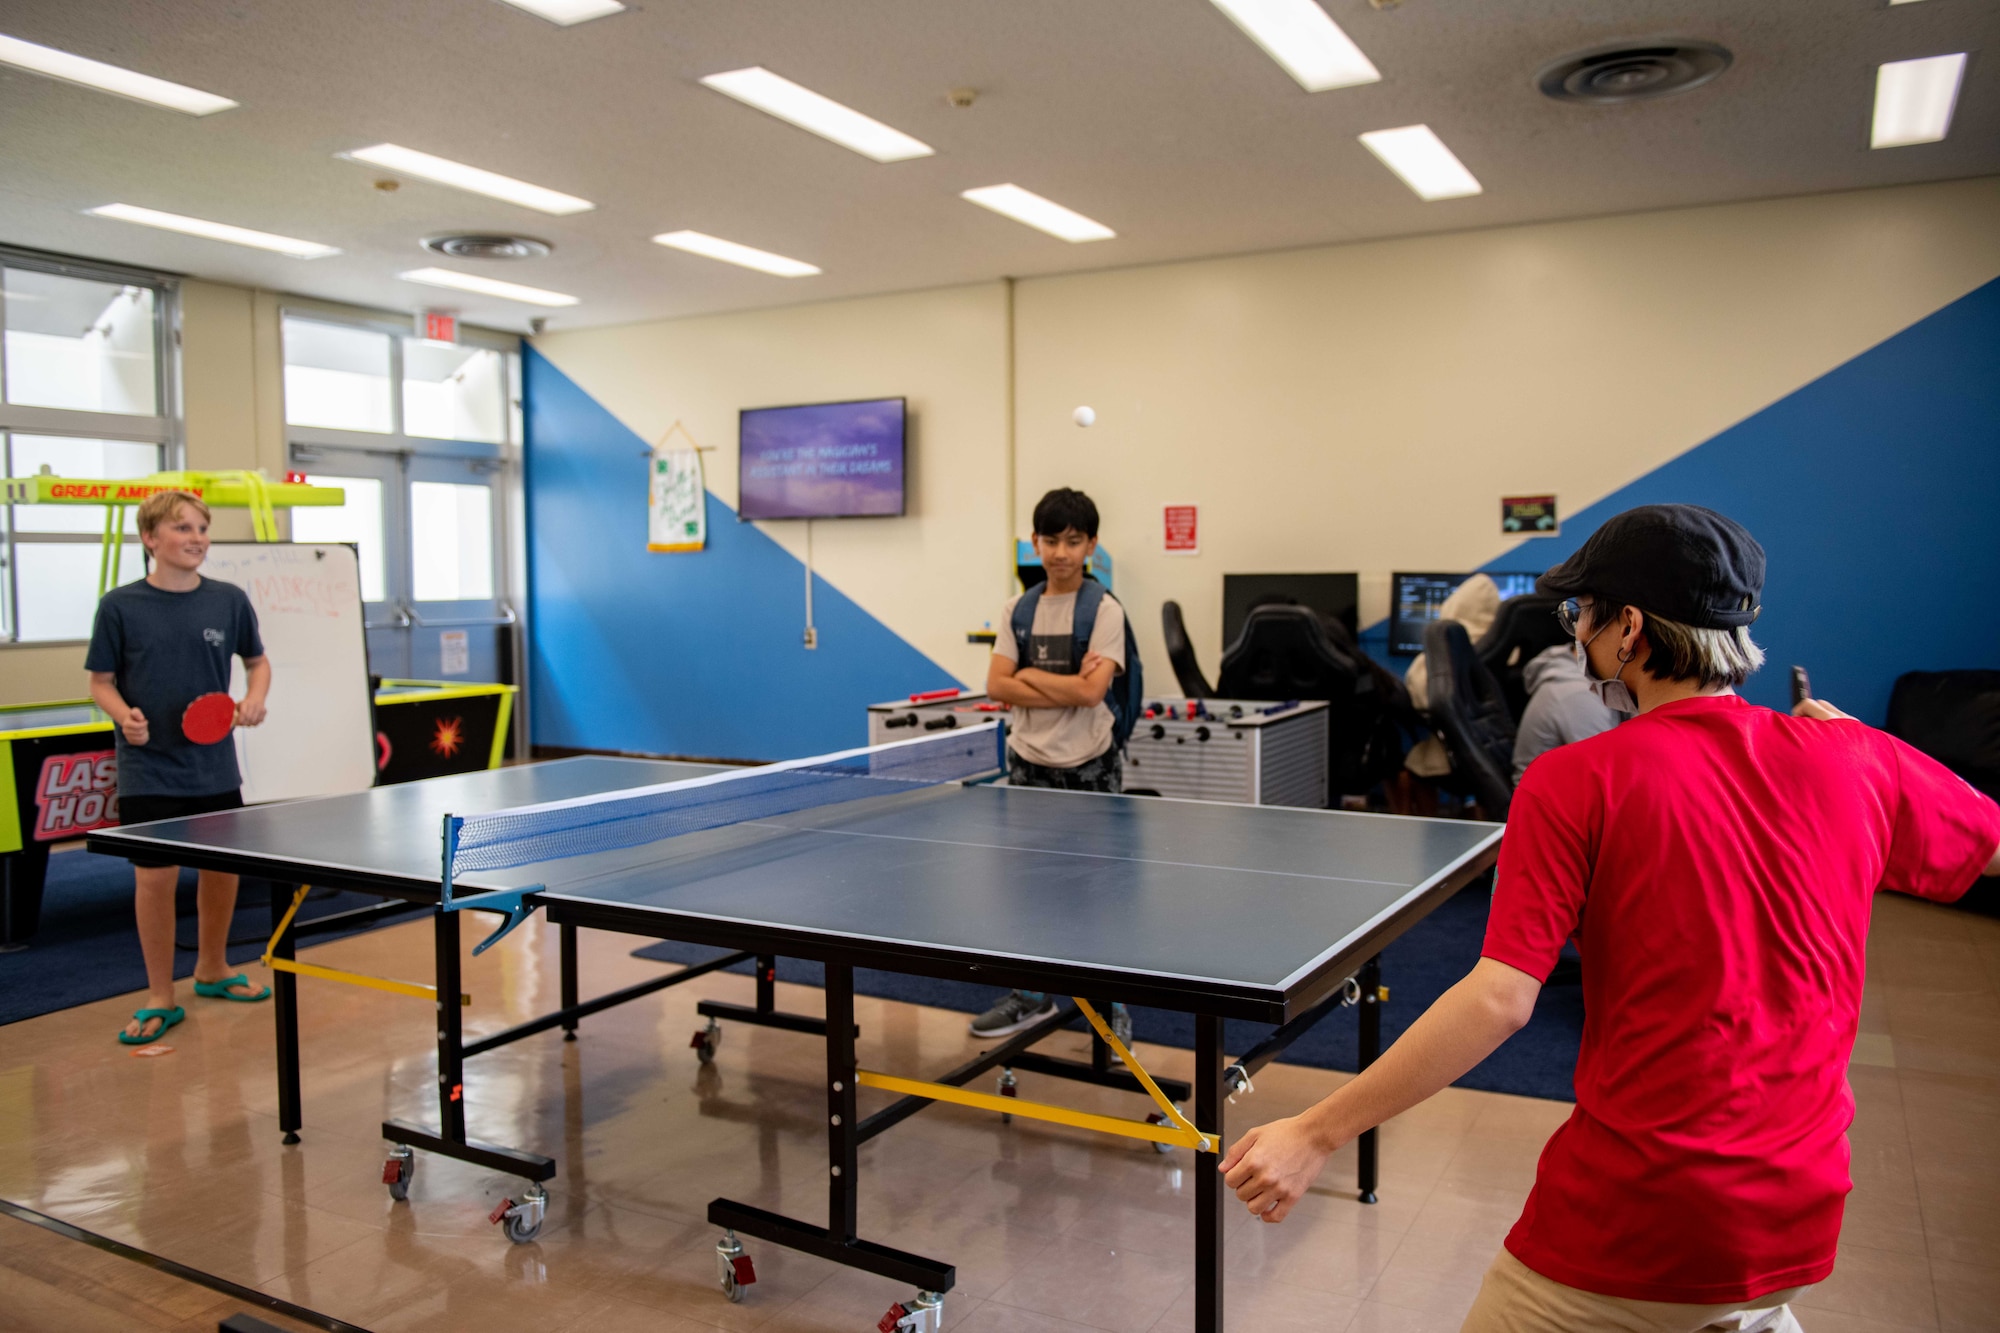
top-left (449, 722), bottom-right (1002, 877)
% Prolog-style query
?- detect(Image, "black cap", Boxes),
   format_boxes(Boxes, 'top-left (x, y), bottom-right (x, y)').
top-left (1537, 504), bottom-right (1765, 629)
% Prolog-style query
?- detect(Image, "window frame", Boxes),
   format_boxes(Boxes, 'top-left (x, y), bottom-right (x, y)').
top-left (0, 246), bottom-right (181, 647)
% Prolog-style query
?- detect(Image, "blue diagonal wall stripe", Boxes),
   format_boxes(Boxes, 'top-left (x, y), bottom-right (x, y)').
top-left (524, 348), bottom-right (963, 760)
top-left (1480, 276), bottom-right (2000, 725)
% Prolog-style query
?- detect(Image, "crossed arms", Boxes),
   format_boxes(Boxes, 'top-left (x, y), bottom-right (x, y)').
top-left (987, 650), bottom-right (1116, 709)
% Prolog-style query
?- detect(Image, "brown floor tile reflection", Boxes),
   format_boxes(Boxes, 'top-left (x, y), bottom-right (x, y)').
top-left (1, 862), bottom-right (1996, 1333)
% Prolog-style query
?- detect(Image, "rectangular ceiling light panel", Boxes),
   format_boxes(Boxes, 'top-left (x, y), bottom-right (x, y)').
top-left (961, 185), bottom-right (1115, 242)
top-left (1871, 53), bottom-right (1966, 148)
top-left (494, 0), bottom-right (626, 23)
top-left (88, 204), bottom-right (339, 258)
top-left (700, 67), bottom-right (934, 162)
top-left (1358, 124), bottom-right (1482, 200)
top-left (1208, 0), bottom-right (1380, 92)
top-left (0, 33), bottom-right (236, 114)
top-left (344, 144), bottom-right (594, 214)
top-left (399, 268), bottom-right (579, 307)
top-left (652, 231), bottom-right (820, 277)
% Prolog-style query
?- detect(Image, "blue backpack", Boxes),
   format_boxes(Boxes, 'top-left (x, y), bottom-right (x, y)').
top-left (1009, 577), bottom-right (1145, 751)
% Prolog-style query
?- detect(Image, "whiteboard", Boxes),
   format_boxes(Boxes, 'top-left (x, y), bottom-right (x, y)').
top-left (199, 543), bottom-right (376, 804)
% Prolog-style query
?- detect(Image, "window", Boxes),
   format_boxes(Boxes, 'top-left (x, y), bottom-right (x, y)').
top-left (289, 473), bottom-right (387, 602)
top-left (410, 481), bottom-right (494, 600)
top-left (1, 254), bottom-right (175, 643)
top-left (283, 318), bottom-right (392, 433)
top-left (4, 270), bottom-right (159, 416)
top-left (403, 340), bottom-right (507, 443)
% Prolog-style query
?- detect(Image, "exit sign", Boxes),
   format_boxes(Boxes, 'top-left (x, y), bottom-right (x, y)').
top-left (418, 310), bottom-right (458, 344)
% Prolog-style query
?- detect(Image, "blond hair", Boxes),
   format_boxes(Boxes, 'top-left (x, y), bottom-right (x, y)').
top-left (136, 490), bottom-right (210, 538)
top-left (1596, 597), bottom-right (1766, 689)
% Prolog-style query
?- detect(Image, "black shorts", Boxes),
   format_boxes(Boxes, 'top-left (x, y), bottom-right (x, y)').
top-left (119, 789), bottom-right (243, 868)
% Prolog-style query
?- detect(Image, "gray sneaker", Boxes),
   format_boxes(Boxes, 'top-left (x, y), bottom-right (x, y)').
top-left (970, 991), bottom-right (1057, 1037)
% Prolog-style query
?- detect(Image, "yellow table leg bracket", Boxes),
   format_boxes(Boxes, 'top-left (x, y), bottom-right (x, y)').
top-left (260, 886), bottom-right (469, 1005)
top-left (856, 997), bottom-right (1216, 1153)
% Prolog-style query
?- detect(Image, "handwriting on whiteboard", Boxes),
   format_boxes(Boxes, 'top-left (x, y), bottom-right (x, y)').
top-left (249, 571), bottom-right (356, 618)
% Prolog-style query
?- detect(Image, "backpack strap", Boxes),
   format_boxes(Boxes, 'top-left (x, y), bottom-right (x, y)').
top-left (1010, 583), bottom-right (1043, 668)
top-left (1070, 578), bottom-right (1106, 671)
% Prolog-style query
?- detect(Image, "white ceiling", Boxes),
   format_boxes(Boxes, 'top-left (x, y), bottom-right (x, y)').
top-left (2, 0), bottom-right (1993, 334)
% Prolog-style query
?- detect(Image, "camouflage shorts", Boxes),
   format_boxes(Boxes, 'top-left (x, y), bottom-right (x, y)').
top-left (1007, 748), bottom-right (1124, 793)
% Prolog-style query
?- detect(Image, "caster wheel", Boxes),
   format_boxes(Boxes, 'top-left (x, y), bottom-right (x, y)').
top-left (996, 1068), bottom-right (1017, 1124)
top-left (491, 1184), bottom-right (547, 1244)
top-left (1146, 1112), bottom-right (1177, 1154)
top-left (691, 1017), bottom-right (722, 1065)
top-left (503, 1212), bottom-right (543, 1244)
top-left (716, 1232), bottom-right (755, 1302)
top-left (382, 1146), bottom-right (414, 1201)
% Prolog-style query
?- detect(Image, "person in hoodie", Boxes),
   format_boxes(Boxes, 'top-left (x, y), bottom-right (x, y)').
top-left (1511, 641), bottom-right (1626, 784)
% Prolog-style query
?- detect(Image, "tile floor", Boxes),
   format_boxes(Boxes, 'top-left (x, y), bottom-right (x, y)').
top-left (0, 871), bottom-right (1994, 1333)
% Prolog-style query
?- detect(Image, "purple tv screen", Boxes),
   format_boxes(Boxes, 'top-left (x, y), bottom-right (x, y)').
top-left (738, 397), bottom-right (906, 520)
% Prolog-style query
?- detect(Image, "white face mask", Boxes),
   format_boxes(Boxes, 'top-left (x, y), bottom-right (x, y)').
top-left (1579, 620), bottom-right (1639, 714)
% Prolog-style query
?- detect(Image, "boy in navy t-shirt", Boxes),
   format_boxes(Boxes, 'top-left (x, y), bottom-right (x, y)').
top-left (86, 490), bottom-right (272, 1044)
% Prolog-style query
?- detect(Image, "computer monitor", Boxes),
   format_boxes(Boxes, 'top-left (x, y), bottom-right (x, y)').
top-left (1222, 573), bottom-right (1360, 648)
top-left (1389, 571), bottom-right (1541, 656)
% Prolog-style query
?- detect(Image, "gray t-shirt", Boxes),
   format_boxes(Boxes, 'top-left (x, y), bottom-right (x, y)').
top-left (84, 577), bottom-right (264, 798)
top-left (994, 588), bottom-right (1126, 768)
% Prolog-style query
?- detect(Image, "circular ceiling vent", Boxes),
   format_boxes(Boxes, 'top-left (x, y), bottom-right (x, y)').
top-left (421, 233), bottom-right (552, 261)
top-left (1537, 41), bottom-right (1732, 104)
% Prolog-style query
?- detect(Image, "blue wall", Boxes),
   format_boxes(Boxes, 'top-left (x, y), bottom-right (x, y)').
top-left (1436, 277), bottom-right (2000, 724)
top-left (1472, 276), bottom-right (2000, 725)
top-left (524, 349), bottom-right (960, 760)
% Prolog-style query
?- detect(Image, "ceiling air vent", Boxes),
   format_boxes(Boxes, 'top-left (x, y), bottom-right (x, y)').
top-left (421, 233), bottom-right (553, 261)
top-left (1537, 42), bottom-right (1732, 105)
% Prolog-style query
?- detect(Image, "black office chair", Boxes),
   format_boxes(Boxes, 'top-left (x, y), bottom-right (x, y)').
top-left (1215, 605), bottom-right (1412, 798)
top-left (1886, 669), bottom-right (2000, 916)
top-left (1474, 594), bottom-right (1570, 723)
top-left (1423, 619), bottom-right (1518, 820)
top-left (1160, 601), bottom-right (1214, 699)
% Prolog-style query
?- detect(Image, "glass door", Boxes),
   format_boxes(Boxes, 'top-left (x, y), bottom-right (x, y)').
top-left (287, 444), bottom-right (409, 677)
top-left (405, 452), bottom-right (507, 681)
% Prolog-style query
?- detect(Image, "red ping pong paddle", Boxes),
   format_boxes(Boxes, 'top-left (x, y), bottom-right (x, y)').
top-left (182, 692), bottom-right (237, 745)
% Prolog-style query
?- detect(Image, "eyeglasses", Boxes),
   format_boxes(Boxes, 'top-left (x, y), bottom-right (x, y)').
top-left (1555, 598), bottom-right (1588, 636)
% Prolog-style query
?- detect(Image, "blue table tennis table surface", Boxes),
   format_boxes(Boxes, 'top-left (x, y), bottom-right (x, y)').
top-left (95, 756), bottom-right (1503, 1021)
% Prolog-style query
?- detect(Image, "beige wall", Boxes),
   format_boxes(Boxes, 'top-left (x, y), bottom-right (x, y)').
top-left (534, 282), bottom-right (1015, 685)
top-left (1013, 177), bottom-right (2000, 677)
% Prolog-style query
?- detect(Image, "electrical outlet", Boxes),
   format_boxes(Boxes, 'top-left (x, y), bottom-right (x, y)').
top-left (803, 627), bottom-right (818, 650)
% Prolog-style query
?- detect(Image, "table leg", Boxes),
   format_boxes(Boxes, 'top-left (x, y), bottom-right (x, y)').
top-left (756, 954), bottom-right (777, 1016)
top-left (827, 962), bottom-right (858, 1244)
top-left (1357, 955), bottom-right (1381, 1204)
top-left (270, 883), bottom-right (302, 1145)
top-left (436, 908), bottom-right (467, 1145)
top-left (560, 922), bottom-right (579, 1041)
top-left (1195, 1012), bottom-right (1226, 1333)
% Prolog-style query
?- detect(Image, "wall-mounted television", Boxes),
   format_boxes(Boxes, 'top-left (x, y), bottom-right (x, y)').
top-left (1389, 570), bottom-right (1542, 656)
top-left (738, 397), bottom-right (906, 521)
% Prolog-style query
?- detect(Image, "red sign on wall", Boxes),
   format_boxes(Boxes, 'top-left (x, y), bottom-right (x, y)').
top-left (35, 750), bottom-right (119, 841)
top-left (1163, 504), bottom-right (1199, 555)
top-left (419, 310), bottom-right (458, 344)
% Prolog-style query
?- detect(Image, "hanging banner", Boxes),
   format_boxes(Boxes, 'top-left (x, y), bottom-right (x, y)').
top-left (649, 423), bottom-right (708, 552)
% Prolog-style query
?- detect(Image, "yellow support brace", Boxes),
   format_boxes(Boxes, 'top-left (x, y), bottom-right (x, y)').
top-left (260, 886), bottom-right (467, 1004)
top-left (856, 997), bottom-right (1216, 1153)
top-left (857, 1070), bottom-right (1213, 1152)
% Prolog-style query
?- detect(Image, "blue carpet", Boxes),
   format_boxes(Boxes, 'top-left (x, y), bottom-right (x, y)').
top-left (0, 847), bottom-right (416, 1027)
top-left (633, 882), bottom-right (1584, 1103)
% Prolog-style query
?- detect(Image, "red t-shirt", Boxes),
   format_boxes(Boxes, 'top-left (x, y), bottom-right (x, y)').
top-left (1485, 694), bottom-right (2000, 1304)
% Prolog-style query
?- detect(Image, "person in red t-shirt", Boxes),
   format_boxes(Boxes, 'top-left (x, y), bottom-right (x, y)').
top-left (1219, 504), bottom-right (2000, 1332)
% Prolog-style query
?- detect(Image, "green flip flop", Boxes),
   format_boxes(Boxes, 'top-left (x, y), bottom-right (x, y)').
top-left (193, 972), bottom-right (271, 1003)
top-left (118, 1006), bottom-right (185, 1045)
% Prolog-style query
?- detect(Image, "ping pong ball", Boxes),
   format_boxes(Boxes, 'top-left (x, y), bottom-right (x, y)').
top-left (1073, 406), bottom-right (1096, 428)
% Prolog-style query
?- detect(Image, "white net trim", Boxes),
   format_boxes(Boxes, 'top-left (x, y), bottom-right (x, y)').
top-left (451, 723), bottom-right (1001, 876)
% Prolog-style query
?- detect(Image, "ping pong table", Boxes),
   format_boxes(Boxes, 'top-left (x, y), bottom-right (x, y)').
top-left (89, 735), bottom-right (1503, 1333)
